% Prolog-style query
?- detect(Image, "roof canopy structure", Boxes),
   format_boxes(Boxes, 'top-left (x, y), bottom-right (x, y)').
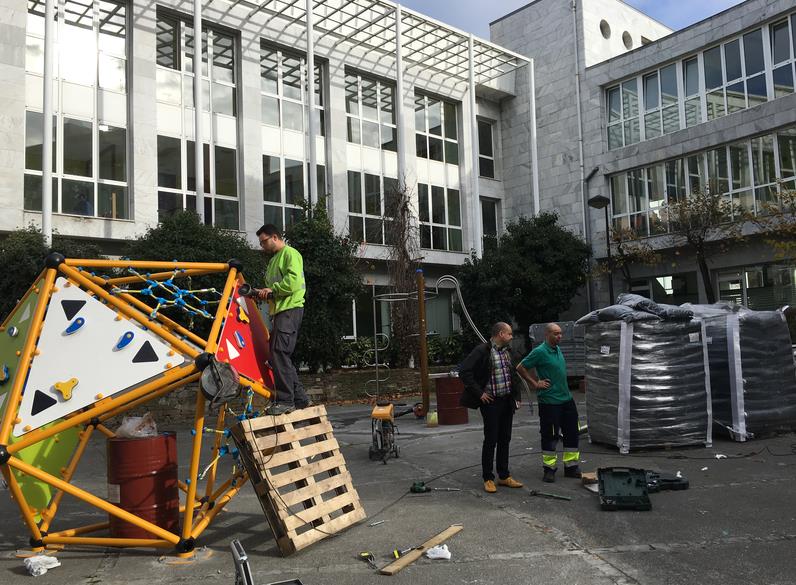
top-left (234, 0), bottom-right (529, 84)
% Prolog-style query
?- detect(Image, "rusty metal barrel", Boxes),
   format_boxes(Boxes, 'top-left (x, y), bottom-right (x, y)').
top-left (431, 372), bottom-right (469, 425)
top-left (107, 432), bottom-right (180, 539)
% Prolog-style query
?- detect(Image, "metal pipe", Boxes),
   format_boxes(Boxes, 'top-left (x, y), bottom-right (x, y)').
top-left (468, 34), bottom-right (482, 256)
top-left (193, 0), bottom-right (205, 221)
top-left (305, 0), bottom-right (318, 207)
top-left (395, 4), bottom-right (406, 192)
top-left (416, 269), bottom-right (429, 416)
top-left (528, 59), bottom-right (540, 214)
top-left (42, 0), bottom-right (54, 246)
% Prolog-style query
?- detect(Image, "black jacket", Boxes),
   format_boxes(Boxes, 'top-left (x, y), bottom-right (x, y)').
top-left (458, 342), bottom-right (522, 409)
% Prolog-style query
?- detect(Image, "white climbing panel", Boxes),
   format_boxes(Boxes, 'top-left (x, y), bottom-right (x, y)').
top-left (14, 277), bottom-right (186, 436)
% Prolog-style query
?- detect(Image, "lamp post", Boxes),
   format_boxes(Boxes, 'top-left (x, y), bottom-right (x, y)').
top-left (588, 194), bottom-right (614, 304)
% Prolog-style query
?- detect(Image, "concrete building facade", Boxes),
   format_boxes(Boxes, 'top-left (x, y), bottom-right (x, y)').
top-left (494, 0), bottom-right (796, 313)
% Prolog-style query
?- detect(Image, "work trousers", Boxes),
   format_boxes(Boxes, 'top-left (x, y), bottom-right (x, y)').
top-left (479, 396), bottom-right (514, 481)
top-left (269, 308), bottom-right (309, 407)
top-left (538, 399), bottom-right (580, 470)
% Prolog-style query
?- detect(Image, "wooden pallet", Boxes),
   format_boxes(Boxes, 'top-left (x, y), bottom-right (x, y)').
top-left (231, 405), bottom-right (366, 555)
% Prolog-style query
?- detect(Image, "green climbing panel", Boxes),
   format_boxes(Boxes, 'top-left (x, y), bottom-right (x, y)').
top-left (0, 275), bottom-right (80, 522)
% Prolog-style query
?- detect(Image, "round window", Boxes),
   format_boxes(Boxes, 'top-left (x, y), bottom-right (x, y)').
top-left (600, 20), bottom-right (611, 39)
top-left (622, 31), bottom-right (633, 49)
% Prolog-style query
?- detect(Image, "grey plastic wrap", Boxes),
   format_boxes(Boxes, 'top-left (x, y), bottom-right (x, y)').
top-left (687, 305), bottom-right (796, 440)
top-left (585, 320), bottom-right (712, 453)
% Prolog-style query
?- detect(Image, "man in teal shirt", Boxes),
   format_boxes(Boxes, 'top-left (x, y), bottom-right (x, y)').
top-left (517, 323), bottom-right (580, 483)
top-left (255, 224), bottom-right (309, 414)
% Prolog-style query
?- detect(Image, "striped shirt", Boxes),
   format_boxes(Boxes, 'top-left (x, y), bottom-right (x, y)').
top-left (489, 343), bottom-right (513, 398)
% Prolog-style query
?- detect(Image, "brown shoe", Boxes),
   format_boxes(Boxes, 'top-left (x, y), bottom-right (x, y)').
top-left (498, 476), bottom-right (524, 488)
top-left (484, 480), bottom-right (497, 493)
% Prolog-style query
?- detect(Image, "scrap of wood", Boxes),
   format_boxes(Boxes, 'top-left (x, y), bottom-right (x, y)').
top-left (378, 524), bottom-right (463, 576)
top-left (581, 471), bottom-right (598, 485)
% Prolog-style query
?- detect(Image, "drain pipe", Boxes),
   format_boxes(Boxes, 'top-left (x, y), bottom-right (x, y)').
top-left (571, 0), bottom-right (593, 311)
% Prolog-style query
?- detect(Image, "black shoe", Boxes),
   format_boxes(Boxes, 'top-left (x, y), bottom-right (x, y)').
top-left (564, 466), bottom-right (582, 479)
top-left (266, 403), bottom-right (294, 416)
top-left (294, 400), bottom-right (313, 410)
top-left (542, 468), bottom-right (557, 483)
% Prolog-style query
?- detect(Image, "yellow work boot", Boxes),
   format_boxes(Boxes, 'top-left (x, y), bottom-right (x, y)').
top-left (498, 476), bottom-right (524, 488)
top-left (484, 479), bottom-right (497, 493)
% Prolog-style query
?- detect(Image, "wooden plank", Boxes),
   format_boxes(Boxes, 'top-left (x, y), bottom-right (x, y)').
top-left (287, 506), bottom-right (367, 551)
top-left (240, 406), bottom-right (328, 433)
top-left (282, 490), bottom-right (358, 531)
top-left (258, 437), bottom-right (340, 469)
top-left (379, 524), bottom-right (464, 576)
top-left (277, 472), bottom-right (354, 508)
top-left (267, 454), bottom-right (346, 489)
top-left (246, 420), bottom-right (335, 452)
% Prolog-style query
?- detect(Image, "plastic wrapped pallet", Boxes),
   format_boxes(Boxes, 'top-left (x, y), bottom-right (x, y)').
top-left (585, 319), bottom-right (712, 453)
top-left (685, 304), bottom-right (796, 440)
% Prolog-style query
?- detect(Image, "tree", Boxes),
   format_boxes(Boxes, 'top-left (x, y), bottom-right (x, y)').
top-left (383, 180), bottom-right (421, 367)
top-left (593, 226), bottom-right (659, 291)
top-left (455, 212), bottom-right (591, 342)
top-left (0, 226), bottom-right (104, 320)
top-left (747, 185), bottom-right (796, 261)
top-left (284, 198), bottom-right (364, 372)
top-left (664, 190), bottom-right (742, 303)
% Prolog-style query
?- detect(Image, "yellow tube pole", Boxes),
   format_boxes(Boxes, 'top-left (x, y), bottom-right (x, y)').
top-left (180, 267), bottom-right (239, 555)
top-left (65, 259), bottom-right (230, 271)
top-left (0, 269), bottom-right (56, 443)
top-left (59, 264), bottom-right (200, 358)
top-left (39, 425), bottom-right (96, 532)
top-left (7, 457), bottom-right (181, 544)
top-left (104, 268), bottom-right (222, 286)
top-left (1, 466), bottom-right (44, 546)
top-left (44, 536), bottom-right (173, 549)
top-left (10, 363), bottom-right (198, 452)
top-left (190, 477), bottom-right (248, 539)
top-left (204, 408), bottom-right (226, 500)
top-left (47, 520), bottom-right (110, 538)
top-left (95, 423), bottom-right (115, 438)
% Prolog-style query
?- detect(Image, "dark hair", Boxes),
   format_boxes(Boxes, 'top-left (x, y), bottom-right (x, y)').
top-left (256, 224), bottom-right (282, 238)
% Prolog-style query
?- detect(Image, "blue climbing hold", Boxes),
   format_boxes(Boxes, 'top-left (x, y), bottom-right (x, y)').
top-left (115, 331), bottom-right (135, 350)
top-left (65, 317), bottom-right (85, 335)
top-left (234, 331), bottom-right (245, 349)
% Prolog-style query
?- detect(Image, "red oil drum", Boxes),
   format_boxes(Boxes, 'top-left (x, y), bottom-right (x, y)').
top-left (433, 374), bottom-right (469, 425)
top-left (107, 432), bottom-right (180, 539)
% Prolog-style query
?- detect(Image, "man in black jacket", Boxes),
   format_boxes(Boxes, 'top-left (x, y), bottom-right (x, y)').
top-left (459, 322), bottom-right (524, 493)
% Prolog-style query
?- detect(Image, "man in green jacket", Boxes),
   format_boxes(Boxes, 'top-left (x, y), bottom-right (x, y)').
top-left (517, 323), bottom-right (580, 483)
top-left (254, 224), bottom-right (310, 414)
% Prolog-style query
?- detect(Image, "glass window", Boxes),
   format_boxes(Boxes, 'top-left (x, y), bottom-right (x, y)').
top-left (447, 189), bottom-right (461, 227)
top-left (611, 174), bottom-right (628, 215)
top-left (704, 46), bottom-right (723, 90)
top-left (361, 78), bottom-right (378, 120)
top-left (156, 18), bottom-right (179, 69)
top-left (282, 100), bottom-right (303, 132)
top-left (418, 183), bottom-right (429, 222)
top-left (444, 102), bottom-right (457, 140)
top-left (99, 54), bottom-right (126, 92)
top-left (157, 135), bottom-right (181, 189)
top-left (63, 118), bottom-right (93, 177)
top-left (773, 64), bottom-right (794, 97)
top-left (186, 140), bottom-right (210, 193)
top-left (364, 173), bottom-right (380, 215)
top-left (263, 155), bottom-right (280, 202)
top-left (347, 171), bottom-right (361, 213)
top-left (707, 147), bottom-right (729, 194)
top-left (778, 128), bottom-right (796, 179)
top-left (98, 125), bottom-right (126, 181)
top-left (724, 39), bottom-right (742, 82)
top-left (25, 111), bottom-right (56, 172)
top-left (212, 83), bottom-right (235, 116)
top-left (644, 73), bottom-right (659, 110)
top-left (428, 99), bottom-right (442, 136)
top-left (24, 175), bottom-right (58, 212)
top-left (771, 20), bottom-right (791, 64)
top-left (260, 47), bottom-right (278, 94)
top-left (212, 33), bottom-right (234, 84)
top-left (99, 0), bottom-right (126, 55)
top-left (729, 143), bottom-right (750, 190)
top-left (345, 73), bottom-right (359, 115)
top-left (431, 186), bottom-right (445, 223)
top-left (743, 29), bottom-right (764, 76)
top-left (215, 146), bottom-right (236, 197)
top-left (214, 198), bottom-right (238, 230)
top-left (284, 158), bottom-right (303, 205)
top-left (261, 95), bottom-right (279, 126)
top-left (481, 198), bottom-right (498, 250)
top-left (660, 64), bottom-right (678, 105)
top-left (479, 120), bottom-right (496, 177)
top-left (62, 178), bottom-right (94, 216)
top-left (282, 55), bottom-right (302, 101)
top-left (607, 87), bottom-right (621, 123)
top-left (98, 184), bottom-right (127, 219)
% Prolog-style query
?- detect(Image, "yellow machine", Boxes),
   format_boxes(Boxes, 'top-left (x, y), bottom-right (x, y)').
top-left (369, 401), bottom-right (417, 463)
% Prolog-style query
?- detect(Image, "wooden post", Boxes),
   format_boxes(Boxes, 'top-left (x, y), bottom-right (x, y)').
top-left (416, 269), bottom-right (430, 417)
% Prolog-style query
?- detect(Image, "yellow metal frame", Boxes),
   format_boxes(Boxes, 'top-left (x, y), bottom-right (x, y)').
top-left (0, 257), bottom-right (272, 556)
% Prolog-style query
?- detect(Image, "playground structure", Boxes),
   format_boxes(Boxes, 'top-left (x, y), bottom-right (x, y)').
top-left (0, 254), bottom-right (276, 556)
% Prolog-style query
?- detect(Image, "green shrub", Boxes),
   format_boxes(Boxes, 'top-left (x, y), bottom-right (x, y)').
top-left (0, 226), bottom-right (104, 320)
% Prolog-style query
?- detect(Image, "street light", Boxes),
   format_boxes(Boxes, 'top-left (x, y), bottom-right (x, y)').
top-left (588, 194), bottom-right (615, 304)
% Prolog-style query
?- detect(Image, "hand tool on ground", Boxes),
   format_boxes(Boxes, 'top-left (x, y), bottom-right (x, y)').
top-left (528, 489), bottom-right (571, 501)
top-left (410, 481), bottom-right (461, 493)
top-left (392, 547), bottom-right (414, 559)
top-left (358, 551), bottom-right (377, 569)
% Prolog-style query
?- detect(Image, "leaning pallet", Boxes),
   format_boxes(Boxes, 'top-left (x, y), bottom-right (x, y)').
top-left (231, 405), bottom-right (367, 555)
